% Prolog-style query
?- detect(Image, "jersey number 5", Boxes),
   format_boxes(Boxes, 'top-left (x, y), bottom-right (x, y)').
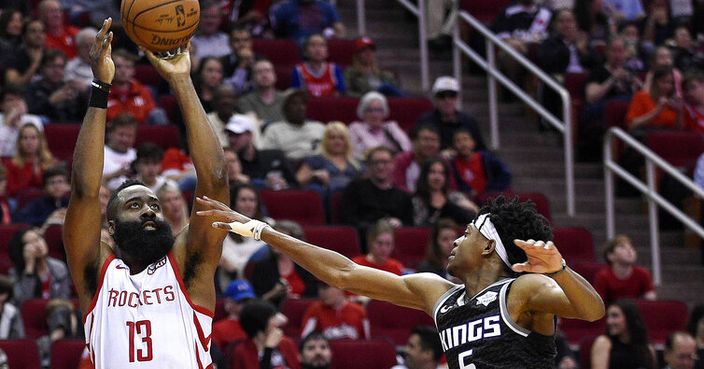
top-left (127, 320), bottom-right (153, 362)
top-left (458, 349), bottom-right (477, 369)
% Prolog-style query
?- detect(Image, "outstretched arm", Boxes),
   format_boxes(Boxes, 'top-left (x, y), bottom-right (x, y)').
top-left (64, 19), bottom-right (115, 309)
top-left (196, 196), bottom-right (453, 313)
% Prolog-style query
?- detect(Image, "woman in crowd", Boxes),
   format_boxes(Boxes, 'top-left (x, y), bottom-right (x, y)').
top-left (348, 92), bottom-right (411, 160)
top-left (642, 46), bottom-right (683, 97)
top-left (626, 65), bottom-right (684, 132)
top-left (415, 218), bottom-right (458, 279)
top-left (352, 219), bottom-right (405, 276)
top-left (291, 34), bottom-right (345, 97)
top-left (591, 299), bottom-right (656, 369)
top-left (296, 122), bottom-right (363, 196)
top-left (0, 9), bottom-right (23, 53)
top-left (4, 122), bottom-right (56, 197)
top-left (156, 183), bottom-right (189, 236)
top-left (412, 158), bottom-right (476, 227)
top-left (344, 37), bottom-right (402, 97)
top-left (194, 56), bottom-right (225, 112)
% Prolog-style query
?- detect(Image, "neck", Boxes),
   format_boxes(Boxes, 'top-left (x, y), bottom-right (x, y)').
top-left (118, 252), bottom-right (150, 274)
top-left (460, 259), bottom-right (507, 297)
top-left (370, 177), bottom-right (392, 190)
top-left (308, 61), bottom-right (324, 70)
top-left (114, 80), bottom-right (130, 89)
top-left (611, 263), bottom-right (633, 279)
top-left (240, 144), bottom-right (256, 161)
top-left (254, 334), bottom-right (267, 352)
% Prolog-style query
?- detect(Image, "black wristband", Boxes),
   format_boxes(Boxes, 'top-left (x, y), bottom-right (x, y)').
top-left (89, 85), bottom-right (109, 108)
top-left (91, 79), bottom-right (111, 92)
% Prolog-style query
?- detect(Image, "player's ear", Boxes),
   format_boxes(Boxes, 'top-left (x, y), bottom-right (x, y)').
top-left (107, 220), bottom-right (116, 236)
top-left (481, 239), bottom-right (495, 256)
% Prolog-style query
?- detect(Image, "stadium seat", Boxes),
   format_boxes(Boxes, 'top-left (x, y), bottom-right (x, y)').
top-left (280, 298), bottom-right (316, 338)
top-left (158, 95), bottom-right (181, 126)
top-left (21, 299), bottom-right (50, 338)
top-left (16, 188), bottom-right (46, 210)
top-left (329, 339), bottom-right (397, 369)
top-left (327, 39), bottom-right (357, 67)
top-left (366, 300), bottom-right (434, 346)
top-left (461, 0), bottom-right (512, 24)
top-left (645, 131), bottom-right (704, 170)
top-left (387, 97), bottom-right (434, 134)
top-left (214, 299), bottom-right (227, 322)
top-left (275, 64), bottom-right (295, 90)
top-left (50, 339), bottom-right (86, 369)
top-left (636, 300), bottom-right (688, 345)
top-left (392, 227), bottom-right (431, 270)
top-left (303, 225), bottom-right (361, 258)
top-left (559, 317), bottom-right (605, 346)
top-left (572, 261), bottom-right (606, 284)
top-left (578, 335), bottom-right (598, 369)
top-left (134, 64), bottom-right (167, 94)
top-left (604, 99), bottom-right (630, 129)
top-left (306, 97), bottom-right (359, 124)
top-left (329, 191), bottom-right (344, 224)
top-left (0, 223), bottom-right (29, 273)
top-left (43, 224), bottom-right (65, 261)
top-left (0, 339), bottom-right (41, 369)
top-left (551, 227), bottom-right (596, 264)
top-left (259, 190), bottom-right (326, 225)
top-left (564, 73), bottom-right (588, 103)
top-left (252, 39), bottom-right (301, 66)
top-left (44, 124), bottom-right (80, 162)
top-left (136, 125), bottom-right (181, 150)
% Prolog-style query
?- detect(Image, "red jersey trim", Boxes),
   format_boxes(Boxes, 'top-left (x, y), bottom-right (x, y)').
top-left (83, 254), bottom-right (116, 324)
top-left (167, 252), bottom-right (215, 317)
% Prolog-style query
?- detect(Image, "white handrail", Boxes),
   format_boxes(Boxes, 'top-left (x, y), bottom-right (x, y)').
top-left (356, 0), bottom-right (366, 36)
top-left (603, 127), bottom-right (704, 285)
top-left (453, 10), bottom-right (575, 216)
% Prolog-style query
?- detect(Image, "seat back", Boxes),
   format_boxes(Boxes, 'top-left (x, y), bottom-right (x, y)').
top-left (392, 227), bottom-right (431, 270)
top-left (280, 298), bottom-right (316, 338)
top-left (50, 339), bottom-right (86, 369)
top-left (636, 300), bottom-right (688, 345)
top-left (366, 300), bottom-right (434, 346)
top-left (43, 224), bottom-right (65, 261)
top-left (306, 97), bottom-right (359, 124)
top-left (45, 124), bottom-right (80, 161)
top-left (387, 98), bottom-right (434, 134)
top-left (260, 190), bottom-right (326, 225)
top-left (329, 339), bottom-right (397, 369)
top-left (552, 227), bottom-right (596, 264)
top-left (136, 125), bottom-right (181, 150)
top-left (559, 317), bottom-right (605, 346)
top-left (645, 131), bottom-right (704, 170)
top-left (21, 299), bottom-right (50, 338)
top-left (0, 339), bottom-right (41, 369)
top-left (578, 335), bottom-right (598, 369)
top-left (327, 39), bottom-right (356, 67)
top-left (253, 39), bottom-right (302, 66)
top-left (303, 226), bottom-right (361, 258)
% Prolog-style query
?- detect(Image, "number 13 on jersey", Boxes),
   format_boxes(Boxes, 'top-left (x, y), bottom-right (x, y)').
top-left (127, 320), bottom-right (153, 362)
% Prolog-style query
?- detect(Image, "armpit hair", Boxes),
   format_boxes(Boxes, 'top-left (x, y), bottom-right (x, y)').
top-left (182, 251), bottom-right (203, 289)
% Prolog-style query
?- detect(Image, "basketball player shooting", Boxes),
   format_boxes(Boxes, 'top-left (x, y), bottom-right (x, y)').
top-left (196, 195), bottom-right (605, 368)
top-left (64, 19), bottom-right (228, 368)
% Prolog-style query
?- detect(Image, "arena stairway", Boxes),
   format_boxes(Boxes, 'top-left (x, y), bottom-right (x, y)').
top-left (337, 0), bottom-right (704, 305)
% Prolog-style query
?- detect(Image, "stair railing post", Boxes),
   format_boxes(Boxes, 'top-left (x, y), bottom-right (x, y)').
top-left (356, 0), bottom-right (366, 36)
top-left (418, 0), bottom-right (429, 91)
top-left (486, 41), bottom-right (499, 149)
top-left (604, 130), bottom-right (615, 240)
top-left (452, 17), bottom-right (462, 109)
top-left (645, 159), bottom-right (662, 286)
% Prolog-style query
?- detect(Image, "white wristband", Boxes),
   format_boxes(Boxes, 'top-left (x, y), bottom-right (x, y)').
top-left (227, 220), bottom-right (270, 240)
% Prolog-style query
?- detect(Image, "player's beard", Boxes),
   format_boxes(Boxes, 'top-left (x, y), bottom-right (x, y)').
top-left (113, 219), bottom-right (175, 266)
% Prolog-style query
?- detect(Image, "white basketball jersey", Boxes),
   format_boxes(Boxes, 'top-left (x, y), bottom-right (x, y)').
top-left (83, 253), bottom-right (213, 369)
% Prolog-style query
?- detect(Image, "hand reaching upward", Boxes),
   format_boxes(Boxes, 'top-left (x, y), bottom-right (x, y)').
top-left (142, 44), bottom-right (191, 82)
top-left (89, 18), bottom-right (114, 84)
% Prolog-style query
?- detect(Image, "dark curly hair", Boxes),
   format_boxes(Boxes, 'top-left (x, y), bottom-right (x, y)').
top-left (240, 299), bottom-right (277, 338)
top-left (106, 179), bottom-right (148, 221)
top-left (478, 195), bottom-right (552, 273)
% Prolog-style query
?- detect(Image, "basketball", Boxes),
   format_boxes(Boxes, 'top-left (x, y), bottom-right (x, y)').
top-left (121, 0), bottom-right (200, 54)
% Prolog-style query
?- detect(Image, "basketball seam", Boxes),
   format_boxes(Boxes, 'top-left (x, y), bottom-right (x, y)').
top-left (129, 22), bottom-right (198, 33)
top-left (125, 0), bottom-right (138, 40)
top-left (133, 0), bottom-right (190, 20)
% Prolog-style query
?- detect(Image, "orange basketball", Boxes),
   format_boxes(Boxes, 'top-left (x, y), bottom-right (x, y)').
top-left (121, 0), bottom-right (200, 54)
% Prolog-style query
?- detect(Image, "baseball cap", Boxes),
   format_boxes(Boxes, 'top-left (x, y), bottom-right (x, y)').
top-left (355, 37), bottom-right (376, 52)
top-left (225, 114), bottom-right (256, 135)
top-left (224, 279), bottom-right (256, 302)
top-left (431, 76), bottom-right (460, 95)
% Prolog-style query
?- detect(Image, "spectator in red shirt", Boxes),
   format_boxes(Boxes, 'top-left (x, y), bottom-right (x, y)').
top-left (352, 219), bottom-right (405, 275)
top-left (107, 49), bottom-right (159, 124)
top-left (300, 282), bottom-right (370, 340)
top-left (4, 122), bottom-right (57, 197)
top-left (450, 128), bottom-right (512, 197)
top-left (38, 0), bottom-right (79, 58)
top-left (684, 71), bottom-right (704, 133)
top-left (233, 299), bottom-right (300, 369)
top-left (593, 234), bottom-right (657, 305)
top-left (626, 66), bottom-right (684, 132)
top-left (212, 279), bottom-right (256, 350)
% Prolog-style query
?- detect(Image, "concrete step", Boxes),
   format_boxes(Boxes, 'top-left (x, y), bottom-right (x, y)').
top-left (551, 197), bottom-right (643, 216)
top-left (512, 177), bottom-right (605, 196)
top-left (509, 162), bottom-right (602, 180)
top-left (554, 211), bottom-right (649, 230)
top-left (657, 283), bottom-right (704, 305)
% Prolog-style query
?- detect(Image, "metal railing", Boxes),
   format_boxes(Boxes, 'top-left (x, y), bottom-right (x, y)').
top-left (452, 10), bottom-right (575, 216)
top-left (603, 127), bottom-right (704, 285)
top-left (353, 0), bottom-right (429, 91)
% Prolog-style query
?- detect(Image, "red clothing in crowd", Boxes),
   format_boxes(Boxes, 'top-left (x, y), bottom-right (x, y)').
top-left (452, 153), bottom-right (488, 195)
top-left (231, 337), bottom-right (300, 369)
top-left (685, 104), bottom-right (704, 133)
top-left (626, 91), bottom-right (681, 129)
top-left (300, 300), bottom-right (369, 340)
top-left (351, 255), bottom-right (404, 275)
top-left (45, 26), bottom-right (80, 59)
top-left (593, 265), bottom-right (655, 305)
top-left (212, 318), bottom-right (247, 350)
top-left (107, 80), bottom-right (156, 124)
top-left (3, 159), bottom-right (44, 197)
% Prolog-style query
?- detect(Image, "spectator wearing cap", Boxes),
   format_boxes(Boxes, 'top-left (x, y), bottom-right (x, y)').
top-left (0, 84), bottom-right (43, 157)
top-left (226, 115), bottom-right (297, 190)
top-left (416, 76), bottom-right (486, 151)
top-left (269, 0), bottom-right (345, 42)
top-left (133, 143), bottom-right (178, 193)
top-left (344, 37), bottom-right (403, 97)
top-left (238, 59), bottom-right (287, 125)
top-left (108, 49), bottom-right (162, 125)
top-left (292, 34), bottom-right (346, 98)
top-left (262, 89), bottom-right (325, 163)
top-left (348, 92), bottom-right (411, 160)
top-left (207, 85), bottom-right (243, 147)
top-left (212, 279), bottom-right (255, 350)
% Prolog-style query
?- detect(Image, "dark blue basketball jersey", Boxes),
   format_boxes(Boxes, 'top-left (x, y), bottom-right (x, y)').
top-left (433, 278), bottom-right (556, 369)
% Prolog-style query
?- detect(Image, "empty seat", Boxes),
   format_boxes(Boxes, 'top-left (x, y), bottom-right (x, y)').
top-left (366, 300), bottom-right (434, 346)
top-left (392, 227), bottom-right (431, 270)
top-left (0, 339), bottom-right (41, 369)
top-left (44, 124), bottom-right (80, 161)
top-left (552, 227), bottom-right (596, 264)
top-left (214, 298), bottom-right (227, 322)
top-left (43, 224), bottom-right (65, 261)
top-left (636, 300), bottom-right (688, 345)
top-left (329, 339), bottom-right (397, 369)
top-left (327, 39), bottom-right (357, 67)
top-left (559, 317), bottom-right (605, 346)
top-left (564, 73), bottom-right (588, 103)
top-left (50, 339), bottom-right (86, 369)
top-left (461, 0), bottom-right (512, 23)
top-left (280, 298), bottom-right (316, 338)
top-left (260, 190), bottom-right (326, 225)
top-left (21, 299), bottom-right (50, 338)
top-left (252, 39), bottom-right (301, 66)
top-left (303, 226), bottom-right (361, 258)
top-left (306, 97), bottom-right (359, 124)
top-left (645, 131), bottom-right (704, 170)
top-left (136, 125), bottom-right (181, 150)
top-left (387, 98), bottom-right (434, 134)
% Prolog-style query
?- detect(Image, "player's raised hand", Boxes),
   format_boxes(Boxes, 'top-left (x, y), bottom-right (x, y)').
top-left (90, 18), bottom-right (114, 84)
top-left (511, 239), bottom-right (564, 274)
top-left (142, 44), bottom-right (191, 81)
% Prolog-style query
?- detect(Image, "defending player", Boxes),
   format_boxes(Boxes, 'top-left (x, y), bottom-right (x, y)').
top-left (64, 19), bottom-right (228, 368)
top-left (196, 195), bottom-right (605, 369)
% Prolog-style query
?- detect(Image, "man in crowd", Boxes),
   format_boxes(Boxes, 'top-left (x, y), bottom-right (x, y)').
top-left (300, 331), bottom-right (333, 369)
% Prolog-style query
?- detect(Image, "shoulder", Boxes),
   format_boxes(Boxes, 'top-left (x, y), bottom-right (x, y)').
top-left (592, 335), bottom-right (612, 352)
top-left (512, 273), bottom-right (560, 298)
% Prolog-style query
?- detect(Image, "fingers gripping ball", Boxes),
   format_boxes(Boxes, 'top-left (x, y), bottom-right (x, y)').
top-left (121, 0), bottom-right (200, 55)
